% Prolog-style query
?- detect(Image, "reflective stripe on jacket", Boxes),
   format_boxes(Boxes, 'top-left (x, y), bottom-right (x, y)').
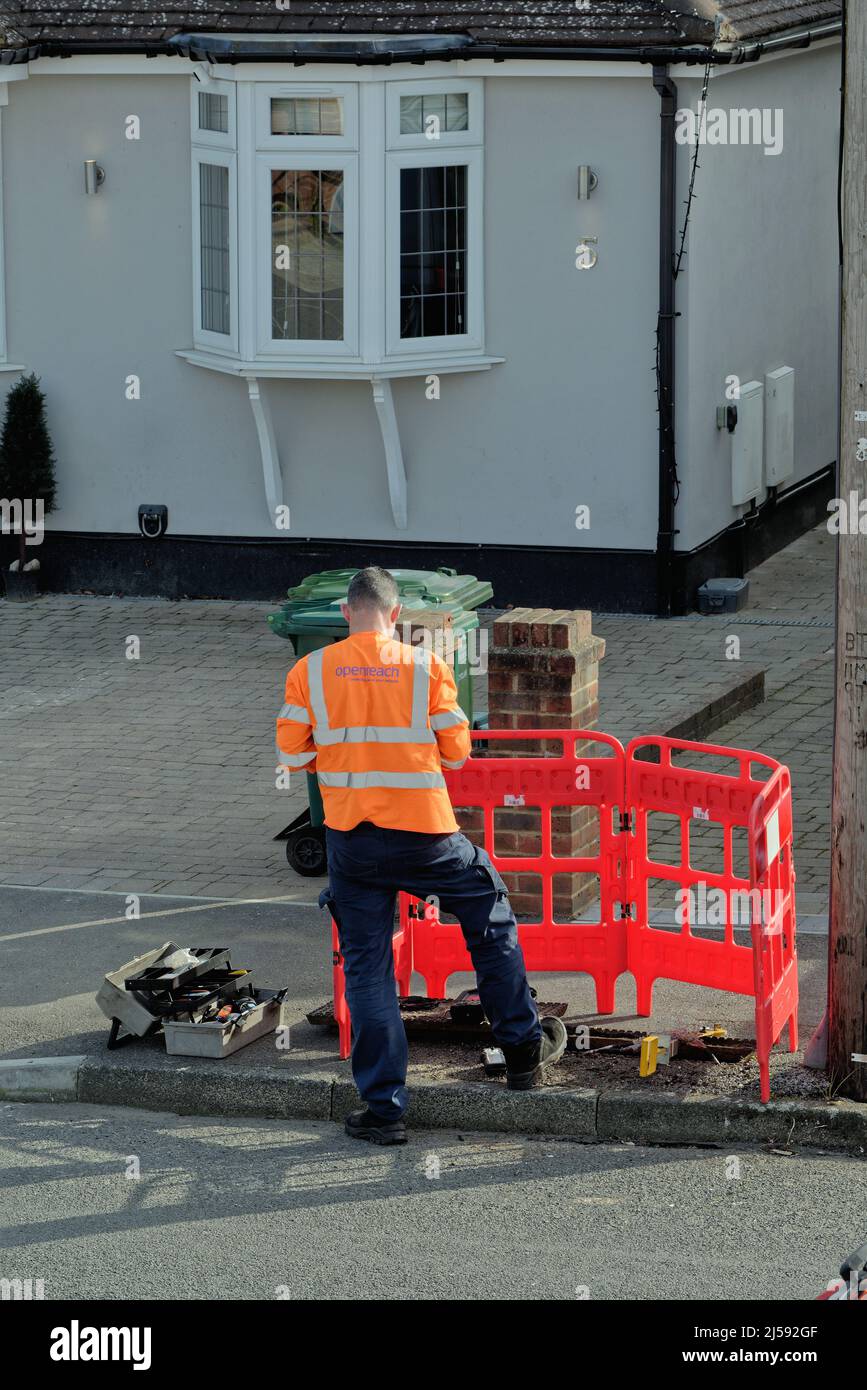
top-left (276, 630), bottom-right (471, 832)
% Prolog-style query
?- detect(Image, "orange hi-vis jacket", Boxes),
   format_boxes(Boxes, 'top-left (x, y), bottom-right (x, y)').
top-left (276, 630), bottom-right (471, 833)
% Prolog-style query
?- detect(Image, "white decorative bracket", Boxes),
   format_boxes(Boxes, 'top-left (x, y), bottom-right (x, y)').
top-left (371, 376), bottom-right (407, 530)
top-left (246, 376), bottom-right (284, 523)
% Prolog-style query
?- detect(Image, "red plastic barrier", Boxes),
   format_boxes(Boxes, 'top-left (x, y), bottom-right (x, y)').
top-left (327, 728), bottom-right (799, 1100)
top-left (332, 907), bottom-right (414, 1060)
top-left (625, 735), bottom-right (798, 1101)
top-left (412, 729), bottom-right (627, 1005)
top-left (749, 762), bottom-right (798, 1102)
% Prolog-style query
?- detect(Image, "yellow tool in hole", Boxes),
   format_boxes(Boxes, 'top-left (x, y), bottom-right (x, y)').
top-left (640, 1036), bottom-right (659, 1076)
top-left (640, 1034), bottom-right (677, 1076)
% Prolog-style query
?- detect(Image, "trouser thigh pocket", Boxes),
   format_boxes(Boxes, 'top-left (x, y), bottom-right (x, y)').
top-left (472, 845), bottom-right (509, 896)
top-left (470, 847), bottom-right (514, 926)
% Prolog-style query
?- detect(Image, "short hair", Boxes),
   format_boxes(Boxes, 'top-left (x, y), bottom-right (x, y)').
top-left (346, 566), bottom-right (399, 613)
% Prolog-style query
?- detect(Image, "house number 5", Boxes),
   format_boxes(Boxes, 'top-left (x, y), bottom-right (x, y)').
top-left (575, 237), bottom-right (598, 270)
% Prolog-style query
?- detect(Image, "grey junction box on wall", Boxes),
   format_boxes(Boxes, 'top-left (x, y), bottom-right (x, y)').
top-left (764, 366), bottom-right (795, 487)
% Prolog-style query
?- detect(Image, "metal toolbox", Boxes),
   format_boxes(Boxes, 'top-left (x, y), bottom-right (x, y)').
top-left (97, 942), bottom-right (253, 1049)
top-left (162, 988), bottom-right (285, 1058)
top-left (97, 941), bottom-right (178, 1041)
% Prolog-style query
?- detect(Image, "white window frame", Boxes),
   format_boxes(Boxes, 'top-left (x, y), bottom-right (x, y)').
top-left (255, 82), bottom-right (359, 151)
top-left (190, 77), bottom-right (237, 149)
top-left (192, 149), bottom-right (239, 354)
top-left (189, 75), bottom-right (486, 369)
top-left (255, 153), bottom-right (359, 358)
top-left (386, 145), bottom-right (484, 357)
top-left (385, 77), bottom-right (482, 150)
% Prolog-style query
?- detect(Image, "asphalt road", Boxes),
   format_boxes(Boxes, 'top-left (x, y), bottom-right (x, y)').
top-left (1, 1103), bottom-right (862, 1301)
top-left (0, 885), bottom-right (333, 1059)
top-left (0, 884), bottom-right (826, 1066)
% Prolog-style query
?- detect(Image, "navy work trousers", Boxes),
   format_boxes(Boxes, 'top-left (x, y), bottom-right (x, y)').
top-left (321, 823), bottom-right (540, 1121)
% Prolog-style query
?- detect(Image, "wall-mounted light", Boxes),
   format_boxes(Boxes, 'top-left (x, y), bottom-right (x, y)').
top-left (138, 504), bottom-right (169, 540)
top-left (577, 165), bottom-right (598, 200)
top-left (84, 160), bottom-right (106, 195)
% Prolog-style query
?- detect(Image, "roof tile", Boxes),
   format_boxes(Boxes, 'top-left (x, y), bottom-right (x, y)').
top-left (0, 1), bottom-right (843, 54)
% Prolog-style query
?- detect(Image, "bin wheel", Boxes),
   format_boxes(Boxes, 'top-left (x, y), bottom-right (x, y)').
top-left (286, 827), bottom-right (327, 877)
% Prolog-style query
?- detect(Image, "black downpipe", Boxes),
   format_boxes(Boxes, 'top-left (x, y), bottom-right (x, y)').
top-left (653, 66), bottom-right (678, 618)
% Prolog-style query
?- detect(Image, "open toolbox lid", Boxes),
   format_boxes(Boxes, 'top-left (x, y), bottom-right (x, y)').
top-left (96, 942), bottom-right (254, 1046)
top-left (124, 946), bottom-right (232, 993)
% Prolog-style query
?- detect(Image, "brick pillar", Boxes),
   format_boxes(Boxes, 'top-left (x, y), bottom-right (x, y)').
top-left (395, 609), bottom-right (454, 662)
top-left (480, 609), bottom-right (606, 920)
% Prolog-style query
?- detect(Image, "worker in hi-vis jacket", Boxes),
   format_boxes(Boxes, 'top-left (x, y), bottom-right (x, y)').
top-left (276, 566), bottom-right (566, 1145)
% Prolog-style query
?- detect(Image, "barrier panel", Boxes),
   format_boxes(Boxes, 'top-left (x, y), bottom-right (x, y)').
top-left (625, 735), bottom-right (798, 1101)
top-left (408, 729), bottom-right (628, 1005)
top-left (749, 762), bottom-right (799, 1102)
top-left (328, 728), bottom-right (798, 1100)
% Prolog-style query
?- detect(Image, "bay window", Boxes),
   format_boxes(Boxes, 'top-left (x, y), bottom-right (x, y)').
top-left (189, 74), bottom-right (485, 371)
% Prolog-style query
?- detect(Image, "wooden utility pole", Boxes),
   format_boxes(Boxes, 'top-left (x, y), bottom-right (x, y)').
top-left (828, 1), bottom-right (867, 1101)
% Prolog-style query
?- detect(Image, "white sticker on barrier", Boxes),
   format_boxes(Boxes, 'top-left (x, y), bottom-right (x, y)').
top-left (766, 807), bottom-right (781, 866)
top-left (503, 793), bottom-right (525, 807)
top-left (692, 806), bottom-right (710, 820)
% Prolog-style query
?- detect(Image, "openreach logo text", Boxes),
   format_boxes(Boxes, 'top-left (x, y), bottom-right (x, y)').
top-left (675, 100), bottom-right (784, 156)
top-left (50, 1321), bottom-right (152, 1371)
top-left (335, 664), bottom-right (400, 681)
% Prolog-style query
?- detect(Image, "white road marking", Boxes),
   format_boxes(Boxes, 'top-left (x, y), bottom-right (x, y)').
top-left (0, 893), bottom-right (321, 942)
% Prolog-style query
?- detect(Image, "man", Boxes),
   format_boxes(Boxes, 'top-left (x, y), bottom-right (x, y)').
top-left (276, 566), bottom-right (566, 1145)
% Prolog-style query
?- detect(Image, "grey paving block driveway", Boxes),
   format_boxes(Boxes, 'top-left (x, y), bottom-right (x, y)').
top-left (0, 524), bottom-right (835, 909)
top-left (0, 597), bottom-right (311, 900)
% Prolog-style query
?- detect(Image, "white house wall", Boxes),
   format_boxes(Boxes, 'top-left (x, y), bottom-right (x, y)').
top-left (674, 44), bottom-right (839, 552)
top-left (2, 69), bottom-right (662, 550)
top-left (0, 54), bottom-right (838, 562)
top-left (2, 75), bottom-right (264, 537)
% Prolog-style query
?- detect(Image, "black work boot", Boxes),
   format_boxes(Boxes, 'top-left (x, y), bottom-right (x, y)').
top-left (502, 1017), bottom-right (568, 1091)
top-left (345, 1108), bottom-right (407, 1146)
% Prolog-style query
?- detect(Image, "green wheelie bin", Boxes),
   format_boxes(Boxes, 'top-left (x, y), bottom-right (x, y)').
top-left (269, 567), bottom-right (493, 875)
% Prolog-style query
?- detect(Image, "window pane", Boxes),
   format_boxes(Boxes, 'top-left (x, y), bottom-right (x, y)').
top-left (444, 93), bottom-right (469, 131)
top-left (421, 166), bottom-right (447, 209)
top-left (400, 95), bottom-right (424, 134)
top-left (400, 167), bottom-right (422, 211)
top-left (271, 169), bottom-right (344, 341)
top-left (400, 92), bottom-right (469, 137)
top-left (199, 164), bottom-right (230, 335)
top-left (198, 91), bottom-right (228, 134)
top-left (400, 164), bottom-right (466, 339)
top-left (271, 97), bottom-right (343, 136)
top-left (422, 95), bottom-right (447, 135)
